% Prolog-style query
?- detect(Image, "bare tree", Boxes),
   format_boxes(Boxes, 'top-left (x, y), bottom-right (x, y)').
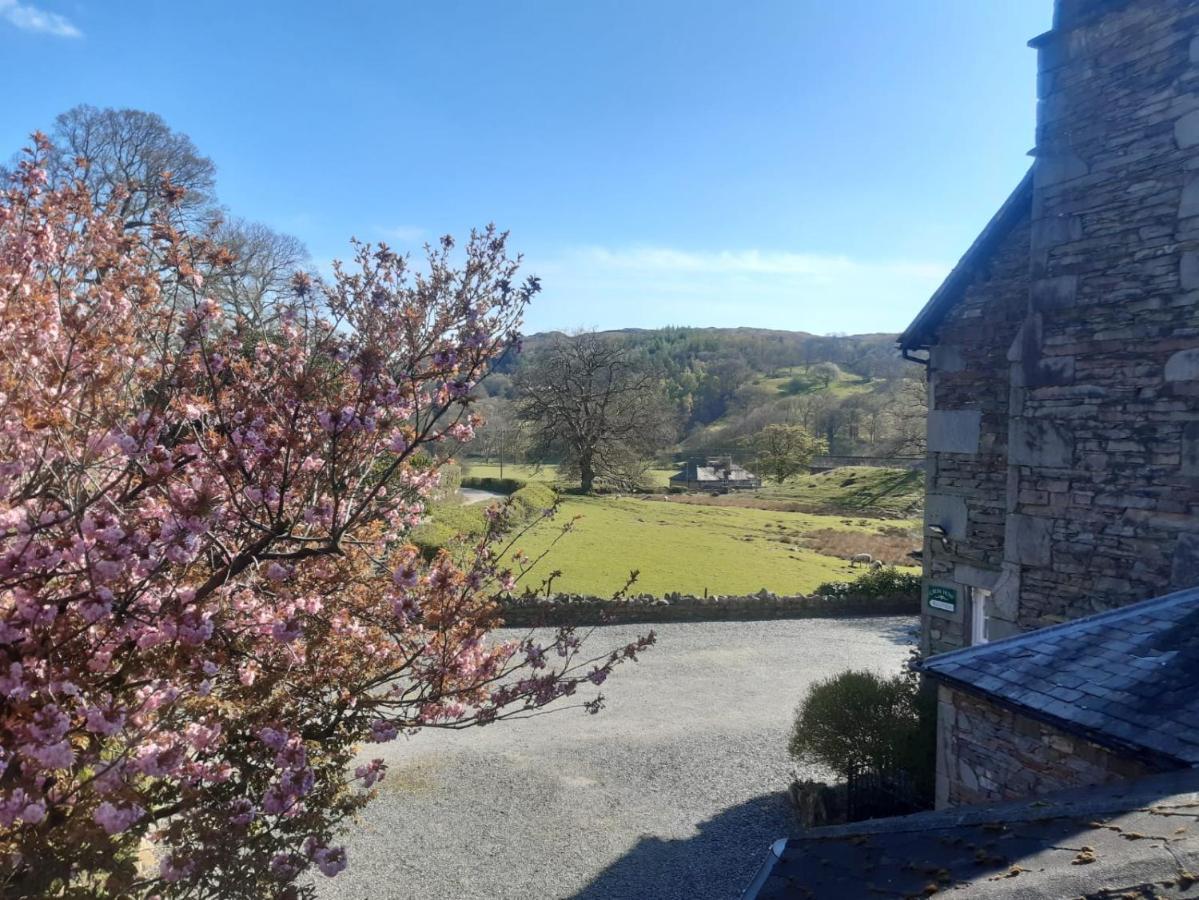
top-left (32, 106), bottom-right (313, 326)
top-left (514, 333), bottom-right (676, 493)
top-left (207, 218), bottom-right (312, 326)
top-left (45, 105), bottom-right (217, 229)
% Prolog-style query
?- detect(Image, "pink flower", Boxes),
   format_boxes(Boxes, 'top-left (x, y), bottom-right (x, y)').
top-left (93, 801), bottom-right (143, 835)
top-left (27, 739), bottom-right (74, 771)
top-left (228, 798), bottom-right (256, 827)
top-left (354, 758), bottom-right (387, 788)
top-left (0, 789), bottom-right (47, 826)
top-left (265, 562), bottom-right (290, 582)
top-left (272, 618), bottom-right (302, 643)
top-left (313, 845), bottom-right (347, 877)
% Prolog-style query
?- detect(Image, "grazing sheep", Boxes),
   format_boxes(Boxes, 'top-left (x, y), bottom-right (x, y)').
top-left (870, 560), bottom-right (884, 570)
top-left (849, 553), bottom-right (873, 568)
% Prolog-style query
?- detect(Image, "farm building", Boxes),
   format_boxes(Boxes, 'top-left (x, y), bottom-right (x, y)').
top-left (670, 457), bottom-right (761, 492)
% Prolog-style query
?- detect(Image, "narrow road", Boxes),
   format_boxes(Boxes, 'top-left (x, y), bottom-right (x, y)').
top-left (459, 487), bottom-right (506, 505)
top-left (317, 616), bottom-right (916, 900)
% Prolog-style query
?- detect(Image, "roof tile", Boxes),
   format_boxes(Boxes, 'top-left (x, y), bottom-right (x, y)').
top-left (921, 585), bottom-right (1199, 765)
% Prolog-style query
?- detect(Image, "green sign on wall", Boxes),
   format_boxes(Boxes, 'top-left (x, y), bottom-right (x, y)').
top-left (927, 585), bottom-right (958, 613)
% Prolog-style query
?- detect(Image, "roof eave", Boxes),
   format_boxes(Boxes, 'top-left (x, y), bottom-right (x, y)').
top-left (897, 168), bottom-right (1035, 352)
top-left (923, 666), bottom-right (1190, 771)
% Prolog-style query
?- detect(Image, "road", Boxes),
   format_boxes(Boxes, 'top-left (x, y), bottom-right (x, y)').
top-left (459, 487), bottom-right (505, 505)
top-left (316, 616), bottom-right (916, 900)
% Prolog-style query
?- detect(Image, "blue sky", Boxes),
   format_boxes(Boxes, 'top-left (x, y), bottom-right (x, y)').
top-left (1, 0), bottom-right (1050, 335)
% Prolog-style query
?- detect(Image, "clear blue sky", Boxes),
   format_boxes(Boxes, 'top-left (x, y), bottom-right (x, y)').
top-left (1, 0), bottom-right (1050, 335)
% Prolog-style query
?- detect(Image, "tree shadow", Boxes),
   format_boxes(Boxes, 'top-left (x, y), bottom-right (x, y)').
top-left (570, 792), bottom-right (796, 900)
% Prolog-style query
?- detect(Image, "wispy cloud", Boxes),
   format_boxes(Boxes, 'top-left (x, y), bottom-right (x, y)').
top-left (0, 0), bottom-right (81, 37)
top-left (525, 244), bottom-right (950, 334)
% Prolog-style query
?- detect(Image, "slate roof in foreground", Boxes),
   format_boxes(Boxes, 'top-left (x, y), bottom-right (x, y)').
top-left (749, 768), bottom-right (1199, 899)
top-left (921, 585), bottom-right (1199, 767)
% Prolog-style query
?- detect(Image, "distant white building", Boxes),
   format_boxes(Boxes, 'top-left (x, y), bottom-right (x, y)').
top-left (669, 456), bottom-right (760, 492)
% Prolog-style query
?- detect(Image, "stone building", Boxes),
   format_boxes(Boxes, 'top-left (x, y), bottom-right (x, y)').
top-left (899, 0), bottom-right (1199, 657)
top-left (922, 585), bottom-right (1197, 808)
top-left (669, 456), bottom-right (761, 492)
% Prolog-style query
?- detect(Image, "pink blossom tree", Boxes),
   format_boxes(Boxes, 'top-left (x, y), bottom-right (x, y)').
top-left (0, 136), bottom-right (653, 898)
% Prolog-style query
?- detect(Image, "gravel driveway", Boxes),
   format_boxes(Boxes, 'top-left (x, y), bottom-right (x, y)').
top-left (317, 616), bottom-right (916, 900)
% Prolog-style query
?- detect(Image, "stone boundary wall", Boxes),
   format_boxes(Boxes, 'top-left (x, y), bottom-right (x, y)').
top-left (497, 591), bottom-right (919, 627)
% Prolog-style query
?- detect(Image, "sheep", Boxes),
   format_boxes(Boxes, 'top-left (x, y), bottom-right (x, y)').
top-left (870, 560), bottom-right (885, 570)
top-left (849, 553), bottom-right (873, 568)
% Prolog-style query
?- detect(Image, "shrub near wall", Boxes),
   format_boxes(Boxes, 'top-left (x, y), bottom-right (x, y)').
top-left (460, 475), bottom-right (525, 494)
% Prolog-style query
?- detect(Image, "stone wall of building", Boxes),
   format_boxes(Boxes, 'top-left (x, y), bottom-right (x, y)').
top-left (934, 685), bottom-right (1168, 808)
top-left (999, 0), bottom-right (1199, 631)
top-left (922, 215), bottom-right (1032, 654)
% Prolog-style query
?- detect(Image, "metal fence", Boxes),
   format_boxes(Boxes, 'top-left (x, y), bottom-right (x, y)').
top-left (844, 760), bottom-right (927, 822)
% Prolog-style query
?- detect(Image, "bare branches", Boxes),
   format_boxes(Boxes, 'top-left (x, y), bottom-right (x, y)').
top-left (513, 332), bottom-right (676, 493)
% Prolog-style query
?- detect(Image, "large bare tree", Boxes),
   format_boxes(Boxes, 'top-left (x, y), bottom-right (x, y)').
top-left (209, 217), bottom-right (313, 326)
top-left (514, 333), bottom-right (676, 493)
top-left (33, 106), bottom-right (313, 325)
top-left (46, 105), bottom-right (218, 229)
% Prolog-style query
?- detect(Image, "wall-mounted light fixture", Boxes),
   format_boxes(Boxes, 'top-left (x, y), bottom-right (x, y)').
top-left (926, 524), bottom-right (950, 551)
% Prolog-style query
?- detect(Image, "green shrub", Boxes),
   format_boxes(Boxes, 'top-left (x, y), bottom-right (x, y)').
top-left (789, 660), bottom-right (936, 803)
top-left (460, 475), bottom-right (525, 495)
top-left (410, 502), bottom-right (488, 559)
top-left (789, 670), bottom-right (916, 776)
top-left (411, 482), bottom-right (557, 559)
top-left (814, 566), bottom-right (920, 600)
top-left (508, 482), bottom-right (556, 521)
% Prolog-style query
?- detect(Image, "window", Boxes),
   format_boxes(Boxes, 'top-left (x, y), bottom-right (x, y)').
top-left (971, 587), bottom-right (991, 646)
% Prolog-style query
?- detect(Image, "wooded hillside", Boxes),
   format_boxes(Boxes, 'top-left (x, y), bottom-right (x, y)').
top-left (471, 326), bottom-right (927, 471)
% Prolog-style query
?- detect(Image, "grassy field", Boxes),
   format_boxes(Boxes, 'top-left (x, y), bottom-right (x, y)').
top-left (754, 365), bottom-right (878, 400)
top-left (499, 493), bottom-right (919, 597)
top-left (463, 462), bottom-right (678, 489)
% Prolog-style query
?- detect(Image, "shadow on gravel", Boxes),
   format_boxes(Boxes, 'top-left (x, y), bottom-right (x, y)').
top-left (570, 792), bottom-right (796, 900)
top-left (876, 619), bottom-right (919, 647)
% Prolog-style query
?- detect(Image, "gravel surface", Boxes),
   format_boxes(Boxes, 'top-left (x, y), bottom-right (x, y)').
top-left (316, 616), bottom-right (916, 900)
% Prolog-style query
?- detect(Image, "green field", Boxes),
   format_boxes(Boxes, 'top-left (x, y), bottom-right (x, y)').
top-left (755, 365), bottom-right (878, 399)
top-left (463, 462), bottom-right (678, 489)
top-left (498, 493), bottom-right (918, 597)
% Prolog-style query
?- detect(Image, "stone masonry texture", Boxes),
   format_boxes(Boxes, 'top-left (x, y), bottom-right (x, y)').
top-left (919, 0), bottom-right (1199, 655)
top-left (935, 686), bottom-right (1164, 808)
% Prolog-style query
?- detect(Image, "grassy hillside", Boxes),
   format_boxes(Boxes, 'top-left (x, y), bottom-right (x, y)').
top-left (756, 466), bottom-right (924, 515)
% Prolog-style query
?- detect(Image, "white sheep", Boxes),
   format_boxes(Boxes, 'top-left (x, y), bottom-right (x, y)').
top-left (849, 553), bottom-right (873, 568)
top-left (870, 560), bottom-right (884, 570)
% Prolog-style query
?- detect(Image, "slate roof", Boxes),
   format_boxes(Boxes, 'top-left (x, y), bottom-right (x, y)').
top-left (897, 168), bottom-right (1033, 352)
top-left (747, 768), bottom-right (1199, 898)
top-left (670, 460), bottom-right (758, 483)
top-left (921, 585), bottom-right (1199, 767)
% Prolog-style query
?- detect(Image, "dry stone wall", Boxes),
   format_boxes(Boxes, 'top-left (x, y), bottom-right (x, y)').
top-left (497, 591), bottom-right (918, 628)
